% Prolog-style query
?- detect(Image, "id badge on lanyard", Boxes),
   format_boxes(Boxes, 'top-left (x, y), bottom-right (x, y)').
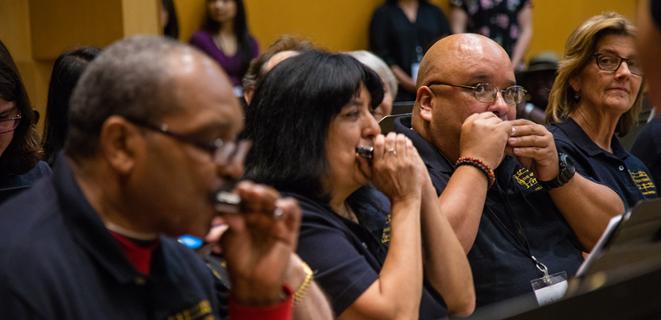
top-left (490, 182), bottom-right (569, 306)
top-left (529, 256), bottom-right (568, 305)
top-left (411, 45), bottom-right (423, 82)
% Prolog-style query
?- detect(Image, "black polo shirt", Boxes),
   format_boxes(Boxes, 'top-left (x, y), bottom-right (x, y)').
top-left (394, 116), bottom-right (584, 308)
top-left (632, 117), bottom-right (661, 187)
top-left (0, 158), bottom-right (219, 319)
top-left (290, 187), bottom-right (448, 319)
top-left (550, 118), bottom-right (657, 209)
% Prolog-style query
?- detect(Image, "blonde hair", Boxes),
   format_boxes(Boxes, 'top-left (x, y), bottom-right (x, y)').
top-left (546, 12), bottom-right (642, 136)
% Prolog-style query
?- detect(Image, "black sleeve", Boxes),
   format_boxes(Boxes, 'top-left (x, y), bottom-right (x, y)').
top-left (435, 6), bottom-right (452, 36)
top-left (0, 283), bottom-right (46, 319)
top-left (296, 213), bottom-right (379, 316)
top-left (369, 7), bottom-right (396, 66)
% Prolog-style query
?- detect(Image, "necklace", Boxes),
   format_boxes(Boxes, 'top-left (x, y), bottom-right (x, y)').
top-left (213, 34), bottom-right (238, 56)
top-left (106, 222), bottom-right (158, 241)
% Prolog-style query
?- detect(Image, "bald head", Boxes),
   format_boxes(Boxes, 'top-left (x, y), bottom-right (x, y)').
top-left (263, 50), bottom-right (301, 74)
top-left (411, 34), bottom-right (516, 157)
top-left (417, 34), bottom-right (512, 87)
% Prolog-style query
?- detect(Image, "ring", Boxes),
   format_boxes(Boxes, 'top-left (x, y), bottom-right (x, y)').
top-left (273, 207), bottom-right (284, 219)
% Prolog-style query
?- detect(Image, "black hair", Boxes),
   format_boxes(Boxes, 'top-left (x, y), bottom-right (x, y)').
top-left (243, 50), bottom-right (384, 201)
top-left (42, 47), bottom-right (100, 166)
top-left (162, 0), bottom-right (180, 39)
top-left (203, 0), bottom-right (253, 73)
top-left (0, 40), bottom-right (42, 176)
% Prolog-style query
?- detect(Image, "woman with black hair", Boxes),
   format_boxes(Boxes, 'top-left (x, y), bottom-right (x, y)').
top-left (0, 41), bottom-right (50, 204)
top-left (42, 47), bottom-right (100, 166)
top-left (244, 50), bottom-right (474, 319)
top-left (190, 0), bottom-right (258, 96)
top-left (161, 0), bottom-right (180, 39)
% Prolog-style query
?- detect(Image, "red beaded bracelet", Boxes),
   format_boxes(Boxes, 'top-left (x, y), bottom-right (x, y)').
top-left (456, 157), bottom-right (496, 188)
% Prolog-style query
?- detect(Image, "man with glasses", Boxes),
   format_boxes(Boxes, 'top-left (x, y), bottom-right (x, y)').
top-left (0, 36), bottom-right (331, 319)
top-left (394, 34), bottom-right (607, 308)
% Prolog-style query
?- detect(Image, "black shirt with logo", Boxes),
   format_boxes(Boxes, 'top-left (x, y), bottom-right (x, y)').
top-left (395, 115), bottom-right (583, 308)
top-left (0, 158), bottom-right (219, 319)
top-left (550, 118), bottom-right (657, 209)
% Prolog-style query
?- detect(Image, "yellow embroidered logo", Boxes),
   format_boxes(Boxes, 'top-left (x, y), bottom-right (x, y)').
top-left (513, 168), bottom-right (543, 192)
top-left (382, 214), bottom-right (392, 245)
top-left (167, 300), bottom-right (215, 320)
top-left (629, 170), bottom-right (657, 196)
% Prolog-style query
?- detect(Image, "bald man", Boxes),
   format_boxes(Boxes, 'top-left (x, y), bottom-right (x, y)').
top-left (393, 34), bottom-right (622, 308)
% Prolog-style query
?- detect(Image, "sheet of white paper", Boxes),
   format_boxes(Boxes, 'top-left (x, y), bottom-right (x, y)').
top-left (576, 214), bottom-right (623, 277)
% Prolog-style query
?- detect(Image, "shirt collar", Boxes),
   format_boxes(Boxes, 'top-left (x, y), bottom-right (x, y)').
top-left (393, 115), bottom-right (454, 174)
top-left (554, 118), bottom-right (629, 159)
top-left (52, 155), bottom-right (176, 284)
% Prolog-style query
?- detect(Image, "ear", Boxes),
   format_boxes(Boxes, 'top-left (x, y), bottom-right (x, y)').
top-left (99, 116), bottom-right (142, 176)
top-left (416, 86), bottom-right (434, 122)
top-left (569, 77), bottom-right (580, 94)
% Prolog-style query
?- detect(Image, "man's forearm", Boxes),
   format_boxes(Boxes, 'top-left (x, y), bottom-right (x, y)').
top-left (421, 178), bottom-right (475, 316)
top-left (437, 166), bottom-right (489, 252)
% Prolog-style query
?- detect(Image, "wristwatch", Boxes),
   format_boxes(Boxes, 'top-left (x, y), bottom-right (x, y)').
top-left (539, 152), bottom-right (575, 189)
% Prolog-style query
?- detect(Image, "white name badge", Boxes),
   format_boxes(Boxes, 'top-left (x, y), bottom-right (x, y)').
top-left (411, 62), bottom-right (420, 84)
top-left (531, 271), bottom-right (568, 306)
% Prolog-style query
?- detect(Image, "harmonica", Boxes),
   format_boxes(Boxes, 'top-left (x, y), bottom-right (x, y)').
top-left (213, 178), bottom-right (241, 214)
top-left (214, 190), bottom-right (242, 214)
top-left (356, 145), bottom-right (374, 159)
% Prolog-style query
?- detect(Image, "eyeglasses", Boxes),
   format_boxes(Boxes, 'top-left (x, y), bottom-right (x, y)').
top-left (124, 117), bottom-right (235, 158)
top-left (593, 53), bottom-right (642, 76)
top-left (0, 112), bottom-right (21, 134)
top-left (427, 81), bottom-right (528, 105)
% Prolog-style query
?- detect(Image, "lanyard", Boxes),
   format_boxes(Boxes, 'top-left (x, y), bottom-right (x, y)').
top-left (485, 173), bottom-right (551, 280)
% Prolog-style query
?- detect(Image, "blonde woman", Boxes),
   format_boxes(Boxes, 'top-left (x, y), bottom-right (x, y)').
top-left (547, 12), bottom-right (657, 211)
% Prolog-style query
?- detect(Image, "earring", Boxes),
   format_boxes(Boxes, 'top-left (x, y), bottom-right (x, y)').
top-left (574, 92), bottom-right (580, 100)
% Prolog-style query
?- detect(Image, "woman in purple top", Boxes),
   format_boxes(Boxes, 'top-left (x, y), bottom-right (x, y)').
top-left (189, 0), bottom-right (258, 96)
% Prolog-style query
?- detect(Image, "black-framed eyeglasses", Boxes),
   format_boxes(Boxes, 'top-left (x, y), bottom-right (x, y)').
top-left (426, 81), bottom-right (528, 106)
top-left (593, 53), bottom-right (642, 76)
top-left (124, 116), bottom-right (231, 157)
top-left (0, 112), bottom-right (21, 134)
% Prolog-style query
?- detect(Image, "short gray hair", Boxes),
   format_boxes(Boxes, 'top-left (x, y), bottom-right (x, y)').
top-left (66, 36), bottom-right (191, 159)
top-left (346, 50), bottom-right (398, 98)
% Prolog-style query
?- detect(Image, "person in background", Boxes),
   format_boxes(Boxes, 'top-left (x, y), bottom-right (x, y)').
top-left (632, 0), bottom-right (661, 185)
top-left (161, 0), bottom-right (180, 39)
top-left (516, 51), bottom-right (559, 123)
top-left (0, 36), bottom-right (328, 319)
top-left (347, 50), bottom-right (398, 121)
top-left (370, 0), bottom-right (451, 102)
top-left (244, 50), bottom-right (474, 319)
top-left (190, 0), bottom-right (258, 97)
top-left (547, 12), bottom-right (657, 209)
top-left (42, 47), bottom-right (101, 167)
top-left (450, 0), bottom-right (533, 70)
top-left (242, 35), bottom-right (314, 105)
top-left (0, 40), bottom-right (50, 204)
